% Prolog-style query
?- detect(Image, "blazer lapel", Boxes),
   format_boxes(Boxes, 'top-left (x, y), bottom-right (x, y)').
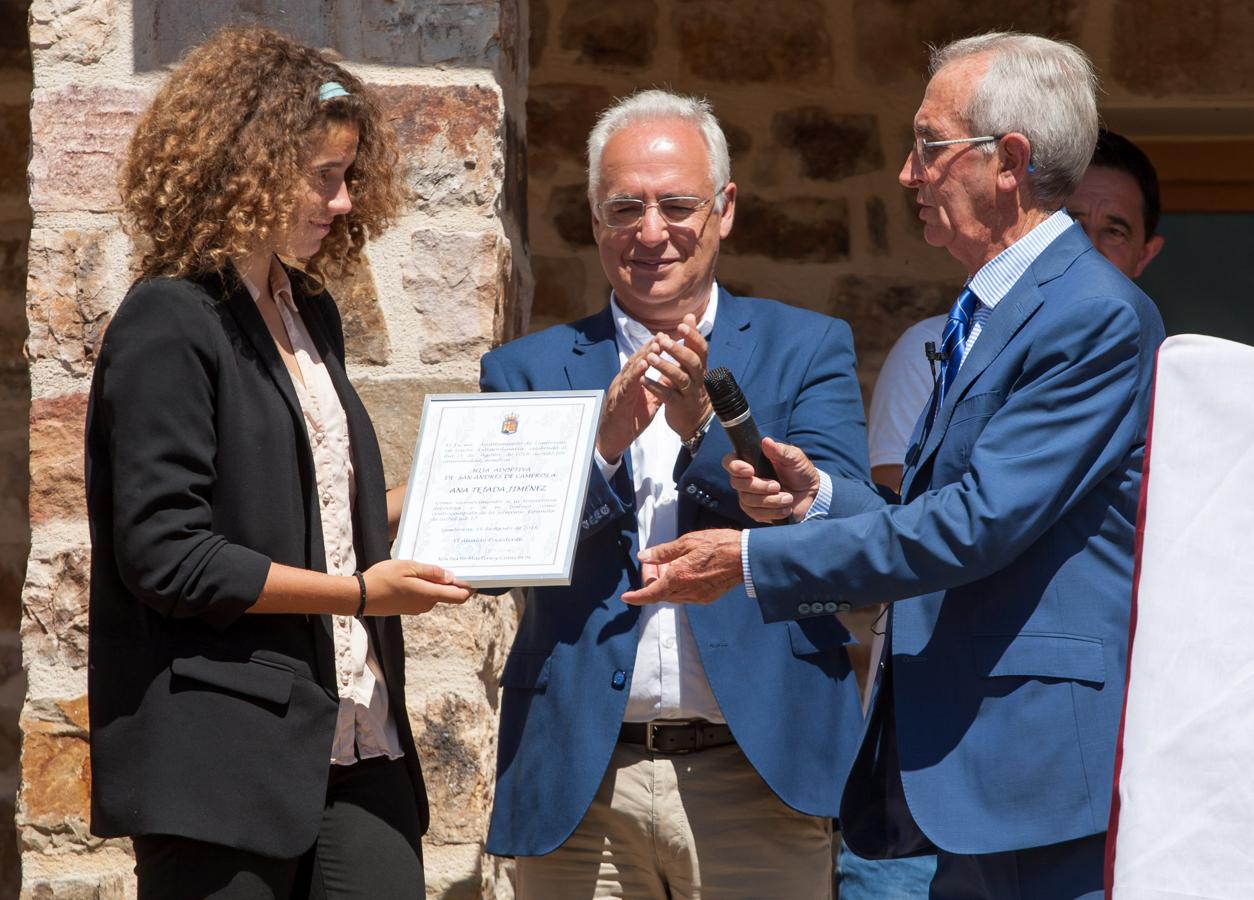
top-left (904, 227), bottom-right (1088, 496)
top-left (674, 289), bottom-right (757, 534)
top-left (216, 269), bottom-right (307, 433)
top-left (221, 268), bottom-right (336, 644)
top-left (563, 304), bottom-right (648, 588)
top-left (705, 288), bottom-right (758, 377)
top-left (565, 306), bottom-right (633, 484)
top-left (565, 305), bottom-right (622, 387)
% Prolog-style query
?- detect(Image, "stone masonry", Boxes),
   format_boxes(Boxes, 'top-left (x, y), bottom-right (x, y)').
top-left (8, 2), bottom-right (1254, 899)
top-left (16, 1), bottom-right (528, 897)
top-left (526, 0), bottom-right (1254, 399)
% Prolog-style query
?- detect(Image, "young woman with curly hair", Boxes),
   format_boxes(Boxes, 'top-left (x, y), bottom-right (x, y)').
top-left (86, 26), bottom-right (468, 899)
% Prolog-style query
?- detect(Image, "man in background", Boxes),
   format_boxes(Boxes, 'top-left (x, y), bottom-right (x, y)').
top-left (1067, 129), bottom-right (1165, 280)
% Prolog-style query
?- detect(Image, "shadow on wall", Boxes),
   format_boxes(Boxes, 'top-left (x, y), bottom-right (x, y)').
top-left (1, 0), bottom-right (33, 895)
top-left (131, 0), bottom-right (506, 70)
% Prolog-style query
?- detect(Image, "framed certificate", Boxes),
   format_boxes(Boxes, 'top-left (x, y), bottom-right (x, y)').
top-left (392, 390), bottom-right (604, 588)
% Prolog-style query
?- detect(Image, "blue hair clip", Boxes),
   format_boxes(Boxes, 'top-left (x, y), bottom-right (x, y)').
top-left (318, 81), bottom-right (350, 103)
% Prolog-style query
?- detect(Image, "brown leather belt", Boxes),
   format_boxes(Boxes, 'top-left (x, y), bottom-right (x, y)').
top-left (619, 719), bottom-right (736, 754)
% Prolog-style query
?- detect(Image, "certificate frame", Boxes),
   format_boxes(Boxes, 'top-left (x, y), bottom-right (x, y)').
top-left (392, 389), bottom-right (604, 588)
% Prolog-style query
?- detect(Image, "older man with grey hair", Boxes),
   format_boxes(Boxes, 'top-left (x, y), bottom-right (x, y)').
top-left (479, 89), bottom-right (878, 898)
top-left (625, 35), bottom-right (1165, 899)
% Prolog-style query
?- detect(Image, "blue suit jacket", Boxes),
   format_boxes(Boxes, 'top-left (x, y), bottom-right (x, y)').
top-left (479, 289), bottom-right (879, 856)
top-left (749, 225), bottom-right (1165, 856)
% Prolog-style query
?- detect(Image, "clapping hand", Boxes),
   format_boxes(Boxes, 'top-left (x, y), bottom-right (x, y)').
top-left (641, 315), bottom-right (713, 445)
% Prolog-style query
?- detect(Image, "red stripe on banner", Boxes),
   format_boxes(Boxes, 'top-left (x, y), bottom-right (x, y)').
top-left (1103, 344), bottom-right (1162, 898)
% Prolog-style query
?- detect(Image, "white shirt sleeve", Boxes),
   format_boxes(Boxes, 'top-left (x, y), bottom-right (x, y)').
top-left (594, 446), bottom-right (623, 482)
top-left (742, 529), bottom-right (756, 600)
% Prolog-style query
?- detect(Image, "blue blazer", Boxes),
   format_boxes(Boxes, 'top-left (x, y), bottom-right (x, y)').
top-left (748, 226), bottom-right (1165, 856)
top-left (479, 290), bottom-right (880, 857)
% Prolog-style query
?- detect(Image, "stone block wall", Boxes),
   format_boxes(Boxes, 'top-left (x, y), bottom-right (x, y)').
top-left (10, 1), bottom-right (1254, 897)
top-left (17, 1), bottom-right (528, 897)
top-left (526, 0), bottom-right (1254, 397)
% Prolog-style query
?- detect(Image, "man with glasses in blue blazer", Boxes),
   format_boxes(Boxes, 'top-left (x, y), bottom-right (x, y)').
top-left (480, 89), bottom-right (880, 899)
top-left (627, 35), bottom-right (1165, 900)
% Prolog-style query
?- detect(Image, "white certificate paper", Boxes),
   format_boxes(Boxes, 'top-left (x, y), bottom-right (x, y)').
top-left (392, 391), bottom-right (603, 588)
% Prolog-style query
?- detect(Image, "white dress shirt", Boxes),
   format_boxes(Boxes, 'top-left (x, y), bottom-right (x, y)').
top-left (594, 284), bottom-right (726, 723)
top-left (240, 257), bottom-right (403, 765)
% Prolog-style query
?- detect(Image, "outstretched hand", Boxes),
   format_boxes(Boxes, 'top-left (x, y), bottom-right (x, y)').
top-left (621, 529), bottom-right (744, 606)
top-left (361, 559), bottom-right (472, 616)
top-left (724, 437), bottom-right (821, 522)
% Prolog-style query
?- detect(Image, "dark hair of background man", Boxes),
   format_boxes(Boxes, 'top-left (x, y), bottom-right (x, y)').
top-left (1092, 128), bottom-right (1161, 237)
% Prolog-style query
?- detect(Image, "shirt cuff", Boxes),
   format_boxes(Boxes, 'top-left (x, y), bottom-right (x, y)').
top-left (800, 470), bottom-right (833, 522)
top-left (741, 529), bottom-right (757, 600)
top-left (594, 446), bottom-right (623, 482)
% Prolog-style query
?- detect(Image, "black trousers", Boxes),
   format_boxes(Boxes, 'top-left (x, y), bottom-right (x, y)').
top-left (929, 832), bottom-right (1106, 900)
top-left (133, 756), bottom-right (424, 900)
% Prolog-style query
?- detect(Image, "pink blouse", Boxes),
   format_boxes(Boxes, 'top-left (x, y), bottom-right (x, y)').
top-left (240, 258), bottom-right (403, 766)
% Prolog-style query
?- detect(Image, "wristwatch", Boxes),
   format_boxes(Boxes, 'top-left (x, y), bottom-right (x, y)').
top-left (681, 411), bottom-right (715, 456)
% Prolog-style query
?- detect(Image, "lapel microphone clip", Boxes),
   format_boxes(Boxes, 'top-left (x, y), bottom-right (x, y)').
top-left (924, 341), bottom-right (948, 381)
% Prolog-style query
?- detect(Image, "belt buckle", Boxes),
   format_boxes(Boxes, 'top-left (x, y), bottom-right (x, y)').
top-left (646, 717), bottom-right (698, 754)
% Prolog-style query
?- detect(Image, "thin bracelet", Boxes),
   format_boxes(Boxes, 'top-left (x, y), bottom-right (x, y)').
top-left (353, 572), bottom-right (367, 617)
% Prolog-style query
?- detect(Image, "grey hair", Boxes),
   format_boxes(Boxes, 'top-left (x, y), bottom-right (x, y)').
top-left (930, 32), bottom-right (1099, 205)
top-left (586, 89), bottom-right (731, 211)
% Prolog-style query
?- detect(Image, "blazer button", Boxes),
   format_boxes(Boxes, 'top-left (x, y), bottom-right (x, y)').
top-left (836, 602), bottom-right (852, 613)
top-left (686, 484), bottom-right (698, 495)
top-left (798, 602), bottom-right (812, 614)
top-left (611, 670), bottom-right (627, 689)
top-left (823, 601), bottom-right (838, 613)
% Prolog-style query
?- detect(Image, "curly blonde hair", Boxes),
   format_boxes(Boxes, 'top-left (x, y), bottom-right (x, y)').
top-left (121, 26), bottom-right (406, 282)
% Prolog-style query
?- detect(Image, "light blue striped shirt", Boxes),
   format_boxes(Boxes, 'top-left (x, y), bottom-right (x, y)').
top-left (961, 208), bottom-right (1074, 366)
top-left (741, 209), bottom-right (1076, 599)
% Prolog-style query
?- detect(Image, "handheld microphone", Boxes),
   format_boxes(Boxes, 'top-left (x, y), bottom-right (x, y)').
top-left (704, 367), bottom-right (777, 480)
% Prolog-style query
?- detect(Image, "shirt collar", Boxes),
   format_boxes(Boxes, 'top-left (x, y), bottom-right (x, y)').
top-left (235, 255), bottom-right (295, 308)
top-left (968, 209), bottom-right (1073, 310)
top-left (609, 282), bottom-right (719, 351)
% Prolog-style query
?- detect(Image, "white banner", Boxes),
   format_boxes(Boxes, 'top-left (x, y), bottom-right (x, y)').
top-left (1109, 334), bottom-right (1254, 899)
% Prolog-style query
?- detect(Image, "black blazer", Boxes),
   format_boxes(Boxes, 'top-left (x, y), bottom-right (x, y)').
top-left (85, 266), bottom-right (426, 858)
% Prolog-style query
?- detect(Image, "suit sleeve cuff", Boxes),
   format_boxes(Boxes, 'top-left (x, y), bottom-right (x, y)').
top-left (742, 529), bottom-right (757, 600)
top-left (800, 470), bottom-right (833, 522)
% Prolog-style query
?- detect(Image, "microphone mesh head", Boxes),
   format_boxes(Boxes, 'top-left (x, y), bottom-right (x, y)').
top-left (704, 367), bottom-right (750, 420)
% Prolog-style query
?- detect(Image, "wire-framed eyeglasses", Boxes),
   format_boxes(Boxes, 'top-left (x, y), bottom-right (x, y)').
top-left (914, 134), bottom-right (1000, 162)
top-left (596, 192), bottom-right (723, 230)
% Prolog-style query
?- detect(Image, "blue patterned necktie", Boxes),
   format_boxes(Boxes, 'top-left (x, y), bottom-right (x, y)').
top-left (935, 286), bottom-right (979, 410)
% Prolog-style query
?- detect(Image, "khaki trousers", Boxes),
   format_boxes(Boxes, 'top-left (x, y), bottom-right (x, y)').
top-left (515, 741), bottom-right (833, 900)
